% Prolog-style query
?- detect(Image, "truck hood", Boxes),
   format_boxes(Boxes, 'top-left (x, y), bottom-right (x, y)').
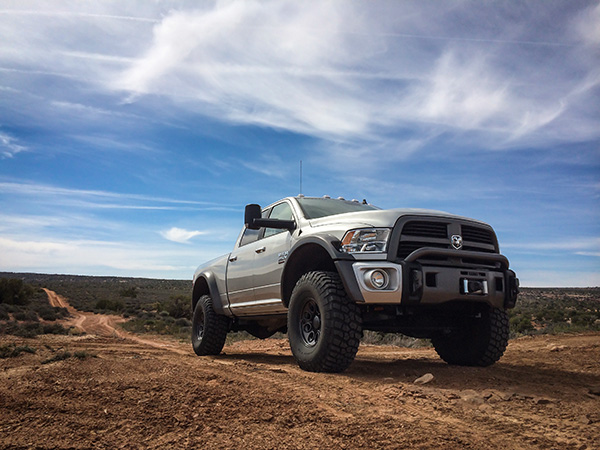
top-left (308, 208), bottom-right (489, 229)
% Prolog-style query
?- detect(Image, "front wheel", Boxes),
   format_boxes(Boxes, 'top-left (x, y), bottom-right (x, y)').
top-left (287, 271), bottom-right (362, 373)
top-left (432, 306), bottom-right (509, 366)
top-left (192, 295), bottom-right (230, 356)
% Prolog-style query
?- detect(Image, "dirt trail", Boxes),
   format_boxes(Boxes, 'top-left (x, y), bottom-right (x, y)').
top-left (0, 292), bottom-right (598, 449)
top-left (43, 288), bottom-right (187, 354)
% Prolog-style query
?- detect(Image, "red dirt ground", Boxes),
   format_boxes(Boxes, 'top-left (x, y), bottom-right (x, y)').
top-left (1, 291), bottom-right (599, 449)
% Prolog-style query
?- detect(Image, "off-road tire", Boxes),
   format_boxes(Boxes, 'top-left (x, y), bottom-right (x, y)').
top-left (432, 306), bottom-right (509, 366)
top-left (287, 271), bottom-right (362, 373)
top-left (192, 295), bottom-right (229, 356)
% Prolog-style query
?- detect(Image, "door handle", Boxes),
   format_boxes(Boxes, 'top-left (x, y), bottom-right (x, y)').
top-left (229, 256), bottom-right (238, 262)
top-left (255, 247), bottom-right (266, 254)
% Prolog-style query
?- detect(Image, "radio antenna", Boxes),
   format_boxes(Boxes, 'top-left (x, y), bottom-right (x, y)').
top-left (299, 160), bottom-right (303, 195)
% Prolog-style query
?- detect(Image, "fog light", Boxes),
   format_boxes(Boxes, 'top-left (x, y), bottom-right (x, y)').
top-left (366, 270), bottom-right (389, 290)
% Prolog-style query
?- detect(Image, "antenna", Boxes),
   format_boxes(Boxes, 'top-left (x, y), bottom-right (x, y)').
top-left (299, 160), bottom-right (303, 195)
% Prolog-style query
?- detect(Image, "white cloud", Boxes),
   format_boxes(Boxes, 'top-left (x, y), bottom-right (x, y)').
top-left (574, 2), bottom-right (600, 45)
top-left (0, 132), bottom-right (26, 158)
top-left (504, 237), bottom-right (600, 252)
top-left (0, 180), bottom-right (226, 210)
top-left (160, 227), bottom-right (206, 244)
top-left (108, 1), bottom-right (600, 150)
top-left (1, 2), bottom-right (598, 153)
top-left (0, 235), bottom-right (217, 278)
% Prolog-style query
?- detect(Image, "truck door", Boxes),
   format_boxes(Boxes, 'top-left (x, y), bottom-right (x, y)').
top-left (252, 201), bottom-right (294, 313)
top-left (226, 226), bottom-right (262, 310)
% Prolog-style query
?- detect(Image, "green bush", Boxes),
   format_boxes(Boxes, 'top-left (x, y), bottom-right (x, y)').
top-left (14, 310), bottom-right (39, 322)
top-left (0, 321), bottom-right (69, 337)
top-left (0, 279), bottom-right (34, 305)
top-left (119, 287), bottom-right (137, 298)
top-left (95, 298), bottom-right (124, 312)
top-left (42, 351), bottom-right (71, 364)
top-left (510, 314), bottom-right (534, 334)
top-left (0, 305), bottom-right (9, 320)
top-left (42, 323), bottom-right (70, 335)
top-left (165, 295), bottom-right (191, 319)
top-left (0, 344), bottom-right (36, 358)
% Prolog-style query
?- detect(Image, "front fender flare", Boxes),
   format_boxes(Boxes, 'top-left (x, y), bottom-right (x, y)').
top-left (280, 234), bottom-right (356, 307)
top-left (193, 271), bottom-right (228, 315)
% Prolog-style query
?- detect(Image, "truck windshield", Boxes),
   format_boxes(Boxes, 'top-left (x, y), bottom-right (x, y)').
top-left (296, 197), bottom-right (378, 219)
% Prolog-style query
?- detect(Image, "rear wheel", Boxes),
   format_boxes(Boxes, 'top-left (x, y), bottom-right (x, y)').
top-left (287, 271), bottom-right (362, 373)
top-left (432, 306), bottom-right (509, 366)
top-left (192, 295), bottom-right (229, 356)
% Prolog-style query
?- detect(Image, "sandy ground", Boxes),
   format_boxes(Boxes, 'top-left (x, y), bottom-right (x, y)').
top-left (0, 291), bottom-right (599, 449)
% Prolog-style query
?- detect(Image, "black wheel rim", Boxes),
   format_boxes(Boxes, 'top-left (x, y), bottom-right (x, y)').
top-left (195, 310), bottom-right (205, 340)
top-left (300, 298), bottom-right (321, 347)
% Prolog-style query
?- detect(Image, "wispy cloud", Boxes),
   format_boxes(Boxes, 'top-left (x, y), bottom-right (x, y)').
top-left (0, 236), bottom-right (202, 276)
top-left (0, 181), bottom-right (226, 210)
top-left (0, 132), bottom-right (26, 158)
top-left (504, 237), bottom-right (600, 253)
top-left (112, 1), bottom-right (600, 150)
top-left (0, 9), bottom-right (158, 23)
top-left (160, 227), bottom-right (206, 244)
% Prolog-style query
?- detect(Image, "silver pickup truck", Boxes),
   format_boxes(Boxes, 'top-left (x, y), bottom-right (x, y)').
top-left (192, 196), bottom-right (519, 373)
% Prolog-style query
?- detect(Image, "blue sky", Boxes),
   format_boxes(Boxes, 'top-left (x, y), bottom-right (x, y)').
top-left (0, 1), bottom-right (599, 286)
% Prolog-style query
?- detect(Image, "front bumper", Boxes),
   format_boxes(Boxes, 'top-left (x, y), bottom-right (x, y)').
top-left (336, 248), bottom-right (519, 310)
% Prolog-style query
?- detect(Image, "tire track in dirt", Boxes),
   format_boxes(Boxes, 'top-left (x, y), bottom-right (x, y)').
top-left (43, 288), bottom-right (188, 355)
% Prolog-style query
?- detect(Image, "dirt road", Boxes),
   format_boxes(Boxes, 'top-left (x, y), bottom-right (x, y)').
top-left (43, 289), bottom-right (187, 354)
top-left (1, 293), bottom-right (599, 449)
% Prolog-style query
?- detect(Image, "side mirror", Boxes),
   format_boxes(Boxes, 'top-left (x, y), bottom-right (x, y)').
top-left (244, 203), bottom-right (296, 231)
top-left (245, 204), bottom-right (262, 230)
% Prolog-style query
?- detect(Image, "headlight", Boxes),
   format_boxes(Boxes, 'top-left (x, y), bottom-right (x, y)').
top-left (341, 228), bottom-right (390, 253)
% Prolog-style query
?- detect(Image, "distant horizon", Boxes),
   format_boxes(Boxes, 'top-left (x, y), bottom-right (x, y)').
top-left (1, 271), bottom-right (598, 290)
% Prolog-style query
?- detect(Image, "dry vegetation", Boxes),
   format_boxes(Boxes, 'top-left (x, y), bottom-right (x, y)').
top-left (2, 273), bottom-right (599, 345)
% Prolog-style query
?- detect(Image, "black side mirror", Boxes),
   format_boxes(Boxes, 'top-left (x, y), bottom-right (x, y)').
top-left (244, 203), bottom-right (296, 231)
top-left (245, 204), bottom-right (262, 230)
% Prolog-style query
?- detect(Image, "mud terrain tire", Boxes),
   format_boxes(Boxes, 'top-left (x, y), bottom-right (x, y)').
top-left (192, 295), bottom-right (229, 356)
top-left (432, 306), bottom-right (509, 366)
top-left (288, 271), bottom-right (362, 373)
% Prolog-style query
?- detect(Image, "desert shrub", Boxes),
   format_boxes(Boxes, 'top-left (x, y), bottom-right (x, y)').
top-left (119, 286), bottom-right (137, 298)
top-left (175, 318), bottom-right (191, 327)
top-left (0, 344), bottom-right (36, 358)
top-left (570, 312), bottom-right (597, 327)
top-left (35, 306), bottom-right (57, 321)
top-left (121, 317), bottom-right (192, 339)
top-left (95, 298), bottom-right (124, 312)
top-left (165, 295), bottom-right (191, 319)
top-left (361, 330), bottom-right (430, 348)
top-left (0, 321), bottom-right (69, 337)
top-left (42, 323), bottom-right (69, 335)
top-left (42, 351), bottom-right (71, 364)
top-left (12, 322), bottom-right (43, 338)
top-left (510, 314), bottom-right (534, 334)
top-left (0, 278), bottom-right (34, 305)
top-left (0, 305), bottom-right (9, 320)
top-left (13, 310), bottom-right (39, 322)
top-left (73, 351), bottom-right (95, 360)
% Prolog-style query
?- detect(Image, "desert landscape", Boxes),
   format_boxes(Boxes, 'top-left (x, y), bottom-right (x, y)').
top-left (1, 288), bottom-right (599, 449)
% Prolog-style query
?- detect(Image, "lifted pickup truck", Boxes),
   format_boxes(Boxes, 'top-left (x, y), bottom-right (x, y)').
top-left (192, 196), bottom-right (519, 373)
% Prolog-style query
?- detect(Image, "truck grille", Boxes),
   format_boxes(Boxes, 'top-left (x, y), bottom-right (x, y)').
top-left (401, 221), bottom-right (448, 239)
top-left (394, 219), bottom-right (499, 266)
top-left (461, 225), bottom-right (495, 245)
